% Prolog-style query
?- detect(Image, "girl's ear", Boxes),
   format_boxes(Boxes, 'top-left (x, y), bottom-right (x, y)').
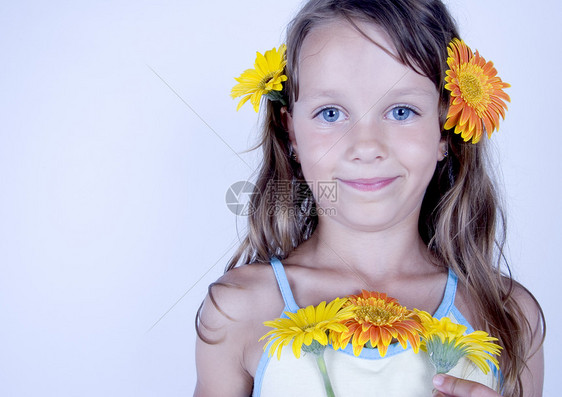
top-left (437, 138), bottom-right (448, 161)
top-left (281, 107), bottom-right (298, 151)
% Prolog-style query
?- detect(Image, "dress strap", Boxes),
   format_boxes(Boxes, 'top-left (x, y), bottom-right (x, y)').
top-left (269, 258), bottom-right (300, 313)
top-left (433, 268), bottom-right (458, 319)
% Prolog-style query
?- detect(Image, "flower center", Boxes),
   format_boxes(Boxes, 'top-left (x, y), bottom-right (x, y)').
top-left (259, 72), bottom-right (277, 90)
top-left (458, 72), bottom-right (484, 105)
top-left (303, 323), bottom-right (317, 331)
top-left (355, 305), bottom-right (404, 325)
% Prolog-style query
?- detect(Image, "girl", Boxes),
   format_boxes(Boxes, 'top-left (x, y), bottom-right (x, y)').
top-left (195, 0), bottom-right (544, 396)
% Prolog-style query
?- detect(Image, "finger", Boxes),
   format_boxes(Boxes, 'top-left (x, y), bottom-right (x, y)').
top-left (433, 374), bottom-right (499, 397)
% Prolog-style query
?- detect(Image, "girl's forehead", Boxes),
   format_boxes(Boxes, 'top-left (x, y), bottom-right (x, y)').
top-left (295, 19), bottom-right (436, 99)
top-left (299, 19), bottom-right (398, 63)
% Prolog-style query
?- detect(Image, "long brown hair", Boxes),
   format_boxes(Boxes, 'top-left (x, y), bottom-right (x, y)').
top-left (200, 1), bottom-right (545, 394)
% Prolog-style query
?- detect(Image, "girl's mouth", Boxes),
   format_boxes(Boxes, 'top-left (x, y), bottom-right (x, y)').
top-left (338, 177), bottom-right (398, 192)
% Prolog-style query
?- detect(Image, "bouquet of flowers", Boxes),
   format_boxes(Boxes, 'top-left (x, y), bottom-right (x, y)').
top-left (260, 291), bottom-right (501, 397)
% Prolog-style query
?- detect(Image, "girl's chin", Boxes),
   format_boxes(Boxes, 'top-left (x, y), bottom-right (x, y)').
top-left (315, 204), bottom-right (420, 232)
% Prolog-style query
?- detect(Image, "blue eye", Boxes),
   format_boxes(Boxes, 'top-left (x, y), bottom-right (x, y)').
top-left (320, 107), bottom-right (341, 122)
top-left (391, 107), bottom-right (413, 121)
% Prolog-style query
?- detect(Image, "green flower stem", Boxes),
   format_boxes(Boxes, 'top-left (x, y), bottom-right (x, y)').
top-left (315, 352), bottom-right (335, 397)
top-left (264, 90), bottom-right (287, 106)
top-left (302, 340), bottom-right (336, 397)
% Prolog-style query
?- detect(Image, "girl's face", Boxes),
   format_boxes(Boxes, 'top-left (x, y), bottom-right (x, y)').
top-left (285, 20), bottom-right (445, 232)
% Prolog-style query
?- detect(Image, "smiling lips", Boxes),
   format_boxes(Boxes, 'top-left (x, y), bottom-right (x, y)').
top-left (339, 177), bottom-right (398, 192)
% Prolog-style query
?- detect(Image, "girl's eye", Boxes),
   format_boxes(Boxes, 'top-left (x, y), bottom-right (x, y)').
top-left (390, 107), bottom-right (414, 121)
top-left (318, 107), bottom-right (342, 123)
top-left (387, 106), bottom-right (421, 122)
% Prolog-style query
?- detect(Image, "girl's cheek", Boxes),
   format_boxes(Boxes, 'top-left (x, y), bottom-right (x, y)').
top-left (299, 137), bottom-right (338, 167)
top-left (294, 118), bottom-right (348, 167)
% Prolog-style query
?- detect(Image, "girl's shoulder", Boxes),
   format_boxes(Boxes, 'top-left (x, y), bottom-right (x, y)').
top-left (509, 278), bottom-right (545, 338)
top-left (455, 275), bottom-right (544, 336)
top-left (195, 262), bottom-right (287, 395)
top-left (507, 278), bottom-right (546, 393)
top-left (200, 263), bottom-right (284, 334)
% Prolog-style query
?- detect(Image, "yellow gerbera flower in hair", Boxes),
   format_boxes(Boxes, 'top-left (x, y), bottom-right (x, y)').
top-left (416, 310), bottom-right (502, 374)
top-left (444, 38), bottom-right (510, 144)
top-left (333, 291), bottom-right (423, 357)
top-left (231, 44), bottom-right (288, 112)
top-left (260, 298), bottom-right (353, 360)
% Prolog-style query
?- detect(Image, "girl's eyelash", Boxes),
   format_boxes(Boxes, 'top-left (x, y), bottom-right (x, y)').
top-left (389, 104), bottom-right (420, 115)
top-left (313, 105), bottom-right (420, 115)
top-left (314, 106), bottom-right (342, 118)
top-left (312, 104), bottom-right (421, 121)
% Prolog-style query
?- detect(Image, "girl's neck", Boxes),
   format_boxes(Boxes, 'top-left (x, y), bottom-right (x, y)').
top-left (296, 214), bottom-right (434, 281)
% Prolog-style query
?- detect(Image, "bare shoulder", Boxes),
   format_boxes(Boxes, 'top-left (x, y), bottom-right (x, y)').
top-left (507, 278), bottom-right (545, 397)
top-left (199, 263), bottom-right (283, 328)
top-left (508, 278), bottom-right (545, 339)
top-left (456, 275), bottom-right (545, 339)
top-left (195, 263), bottom-right (284, 397)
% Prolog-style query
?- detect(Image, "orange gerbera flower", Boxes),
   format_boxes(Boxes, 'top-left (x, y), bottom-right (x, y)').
top-left (332, 291), bottom-right (423, 357)
top-left (444, 38), bottom-right (510, 144)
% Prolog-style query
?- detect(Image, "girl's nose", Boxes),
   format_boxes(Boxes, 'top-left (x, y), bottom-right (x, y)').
top-left (346, 117), bottom-right (388, 162)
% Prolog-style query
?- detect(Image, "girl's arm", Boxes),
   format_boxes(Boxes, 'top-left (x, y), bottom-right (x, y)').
top-left (194, 281), bottom-right (254, 397)
top-left (517, 284), bottom-right (545, 397)
top-left (194, 265), bottom-right (280, 397)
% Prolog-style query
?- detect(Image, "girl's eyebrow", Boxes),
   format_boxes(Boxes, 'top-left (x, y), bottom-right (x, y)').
top-left (300, 87), bottom-right (436, 103)
top-left (388, 87), bottom-right (437, 97)
top-left (300, 89), bottom-right (342, 100)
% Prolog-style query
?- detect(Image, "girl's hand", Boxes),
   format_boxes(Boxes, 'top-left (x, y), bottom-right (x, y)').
top-left (432, 374), bottom-right (501, 397)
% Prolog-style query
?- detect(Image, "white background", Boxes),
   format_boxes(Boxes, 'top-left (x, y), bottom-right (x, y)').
top-left (0, 0), bottom-right (560, 395)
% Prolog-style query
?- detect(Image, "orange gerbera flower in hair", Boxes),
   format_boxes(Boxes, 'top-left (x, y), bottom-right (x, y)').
top-left (332, 291), bottom-right (423, 357)
top-left (444, 38), bottom-right (510, 144)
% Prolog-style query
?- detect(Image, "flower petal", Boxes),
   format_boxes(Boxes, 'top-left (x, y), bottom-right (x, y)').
top-left (231, 45), bottom-right (287, 112)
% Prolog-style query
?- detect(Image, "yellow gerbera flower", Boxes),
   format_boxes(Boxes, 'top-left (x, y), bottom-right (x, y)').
top-left (231, 44), bottom-right (288, 112)
top-left (444, 38), bottom-right (510, 144)
top-left (260, 298), bottom-right (353, 360)
top-left (333, 291), bottom-right (423, 357)
top-left (416, 310), bottom-right (502, 374)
